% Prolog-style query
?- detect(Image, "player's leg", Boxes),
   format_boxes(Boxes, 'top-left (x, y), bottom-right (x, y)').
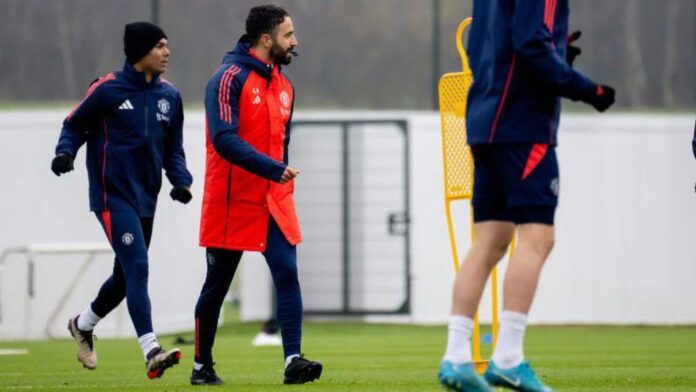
top-left (484, 144), bottom-right (558, 392)
top-left (440, 222), bottom-right (514, 392)
top-left (67, 257), bottom-right (125, 369)
top-left (262, 217), bottom-right (322, 385)
top-left (500, 223), bottom-right (554, 314)
top-left (191, 247), bottom-right (241, 385)
top-left (132, 217), bottom-right (182, 379)
top-left (88, 260), bottom-right (126, 323)
top-left (67, 211), bottom-right (128, 370)
top-left (99, 209), bottom-right (180, 378)
top-left (440, 144), bottom-right (513, 392)
top-left (452, 221), bottom-right (515, 317)
top-left (79, 217), bottom-right (152, 332)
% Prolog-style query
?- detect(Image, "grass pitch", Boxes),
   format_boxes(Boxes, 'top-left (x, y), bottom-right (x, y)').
top-left (0, 321), bottom-right (695, 391)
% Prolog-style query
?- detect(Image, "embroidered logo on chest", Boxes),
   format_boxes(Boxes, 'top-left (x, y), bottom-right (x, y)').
top-left (252, 88), bottom-right (262, 105)
top-left (158, 99), bottom-right (170, 114)
top-left (156, 99), bottom-right (171, 122)
top-left (279, 91), bottom-right (291, 108)
top-left (118, 99), bottom-right (134, 110)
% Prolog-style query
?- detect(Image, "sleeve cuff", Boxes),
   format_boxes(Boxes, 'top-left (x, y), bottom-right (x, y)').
top-left (269, 162), bottom-right (287, 183)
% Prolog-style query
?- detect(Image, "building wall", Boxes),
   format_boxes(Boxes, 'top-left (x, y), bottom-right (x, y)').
top-left (0, 111), bottom-right (694, 341)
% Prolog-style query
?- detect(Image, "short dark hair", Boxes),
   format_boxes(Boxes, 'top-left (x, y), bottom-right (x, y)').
top-left (246, 5), bottom-right (289, 45)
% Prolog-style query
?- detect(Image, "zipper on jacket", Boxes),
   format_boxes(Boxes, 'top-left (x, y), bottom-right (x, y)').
top-left (144, 92), bottom-right (149, 139)
top-left (222, 169), bottom-right (232, 242)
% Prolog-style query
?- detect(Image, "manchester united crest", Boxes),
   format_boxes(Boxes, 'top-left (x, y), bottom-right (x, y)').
top-left (280, 91), bottom-right (290, 108)
top-left (158, 99), bottom-right (170, 114)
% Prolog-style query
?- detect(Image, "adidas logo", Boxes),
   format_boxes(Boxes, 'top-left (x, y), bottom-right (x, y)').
top-left (252, 96), bottom-right (261, 105)
top-left (118, 99), bottom-right (134, 110)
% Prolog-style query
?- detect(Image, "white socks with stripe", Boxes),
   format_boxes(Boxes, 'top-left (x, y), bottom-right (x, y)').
top-left (443, 315), bottom-right (474, 364)
top-left (138, 333), bottom-right (161, 360)
top-left (77, 305), bottom-right (102, 331)
top-left (491, 310), bottom-right (528, 369)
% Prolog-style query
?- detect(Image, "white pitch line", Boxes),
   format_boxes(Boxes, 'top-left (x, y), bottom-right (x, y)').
top-left (0, 349), bottom-right (29, 355)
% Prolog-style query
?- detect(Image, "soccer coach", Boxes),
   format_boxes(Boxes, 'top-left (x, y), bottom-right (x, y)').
top-left (192, 5), bottom-right (322, 386)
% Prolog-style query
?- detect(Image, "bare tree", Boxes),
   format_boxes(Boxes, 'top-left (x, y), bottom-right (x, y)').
top-left (624, 1), bottom-right (648, 107)
top-left (662, 0), bottom-right (679, 107)
top-left (55, 1), bottom-right (77, 98)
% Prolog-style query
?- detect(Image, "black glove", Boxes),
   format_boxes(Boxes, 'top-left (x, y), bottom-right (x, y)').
top-left (170, 186), bottom-right (192, 204)
top-left (587, 85), bottom-right (616, 112)
top-left (51, 154), bottom-right (74, 176)
top-left (566, 30), bottom-right (582, 66)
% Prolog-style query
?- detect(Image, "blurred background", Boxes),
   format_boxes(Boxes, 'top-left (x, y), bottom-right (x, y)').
top-left (0, 1), bottom-right (695, 390)
top-left (0, 0), bottom-right (695, 354)
top-left (0, 0), bottom-right (694, 110)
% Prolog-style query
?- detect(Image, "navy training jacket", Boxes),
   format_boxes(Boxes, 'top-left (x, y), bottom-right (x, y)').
top-left (466, 0), bottom-right (600, 145)
top-left (55, 62), bottom-right (193, 217)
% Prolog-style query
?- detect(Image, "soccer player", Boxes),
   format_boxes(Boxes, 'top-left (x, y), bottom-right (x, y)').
top-left (192, 5), bottom-right (322, 386)
top-left (438, 1), bottom-right (615, 391)
top-left (52, 22), bottom-right (193, 379)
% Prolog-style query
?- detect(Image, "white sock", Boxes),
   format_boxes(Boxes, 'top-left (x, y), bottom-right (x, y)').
top-left (77, 305), bottom-right (102, 331)
top-left (193, 361), bottom-right (204, 371)
top-left (442, 315), bottom-right (474, 364)
top-left (285, 354), bottom-right (300, 368)
top-left (138, 332), bottom-right (160, 360)
top-left (491, 310), bottom-right (528, 369)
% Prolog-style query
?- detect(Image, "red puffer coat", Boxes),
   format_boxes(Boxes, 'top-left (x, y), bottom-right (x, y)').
top-left (200, 36), bottom-right (301, 251)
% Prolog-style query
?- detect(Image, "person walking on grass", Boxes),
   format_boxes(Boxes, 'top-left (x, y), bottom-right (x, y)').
top-left (53, 21), bottom-right (193, 379)
top-left (438, 1), bottom-right (615, 391)
top-left (191, 5), bottom-right (322, 386)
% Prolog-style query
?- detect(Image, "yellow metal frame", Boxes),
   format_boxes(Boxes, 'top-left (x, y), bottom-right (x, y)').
top-left (438, 17), bottom-right (516, 374)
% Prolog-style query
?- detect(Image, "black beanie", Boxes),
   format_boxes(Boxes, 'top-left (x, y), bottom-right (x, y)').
top-left (123, 22), bottom-right (167, 64)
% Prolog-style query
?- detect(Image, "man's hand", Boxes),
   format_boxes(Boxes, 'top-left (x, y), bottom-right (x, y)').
top-left (51, 154), bottom-right (74, 176)
top-left (280, 166), bottom-right (299, 184)
top-left (170, 186), bottom-right (192, 204)
top-left (567, 30), bottom-right (582, 66)
top-left (588, 85), bottom-right (616, 112)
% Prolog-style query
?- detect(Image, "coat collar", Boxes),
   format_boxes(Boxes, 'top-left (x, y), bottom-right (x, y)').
top-left (121, 61), bottom-right (161, 88)
top-left (221, 35), bottom-right (280, 80)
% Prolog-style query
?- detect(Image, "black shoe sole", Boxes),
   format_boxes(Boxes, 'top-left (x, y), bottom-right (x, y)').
top-left (190, 378), bottom-right (224, 386)
top-left (283, 362), bottom-right (323, 384)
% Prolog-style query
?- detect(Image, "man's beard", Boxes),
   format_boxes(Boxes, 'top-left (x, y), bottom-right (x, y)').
top-left (270, 43), bottom-right (296, 65)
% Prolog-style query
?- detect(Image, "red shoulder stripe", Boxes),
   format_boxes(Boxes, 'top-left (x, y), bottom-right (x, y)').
top-left (218, 65), bottom-right (241, 123)
top-left (544, 0), bottom-right (558, 31)
top-left (67, 73), bottom-right (116, 120)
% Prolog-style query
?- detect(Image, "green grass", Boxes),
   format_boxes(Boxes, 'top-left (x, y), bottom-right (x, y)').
top-left (1, 321), bottom-right (695, 391)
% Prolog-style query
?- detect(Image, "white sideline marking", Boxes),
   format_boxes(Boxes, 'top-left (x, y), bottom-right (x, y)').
top-left (0, 349), bottom-right (29, 355)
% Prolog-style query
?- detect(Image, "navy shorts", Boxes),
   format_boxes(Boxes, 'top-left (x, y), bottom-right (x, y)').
top-left (471, 143), bottom-right (559, 225)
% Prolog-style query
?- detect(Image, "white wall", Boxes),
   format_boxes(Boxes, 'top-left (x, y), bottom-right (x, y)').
top-left (0, 110), bottom-right (210, 340)
top-left (1, 111), bottom-right (694, 342)
top-left (408, 112), bottom-right (696, 325)
top-left (271, 112), bottom-right (696, 325)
